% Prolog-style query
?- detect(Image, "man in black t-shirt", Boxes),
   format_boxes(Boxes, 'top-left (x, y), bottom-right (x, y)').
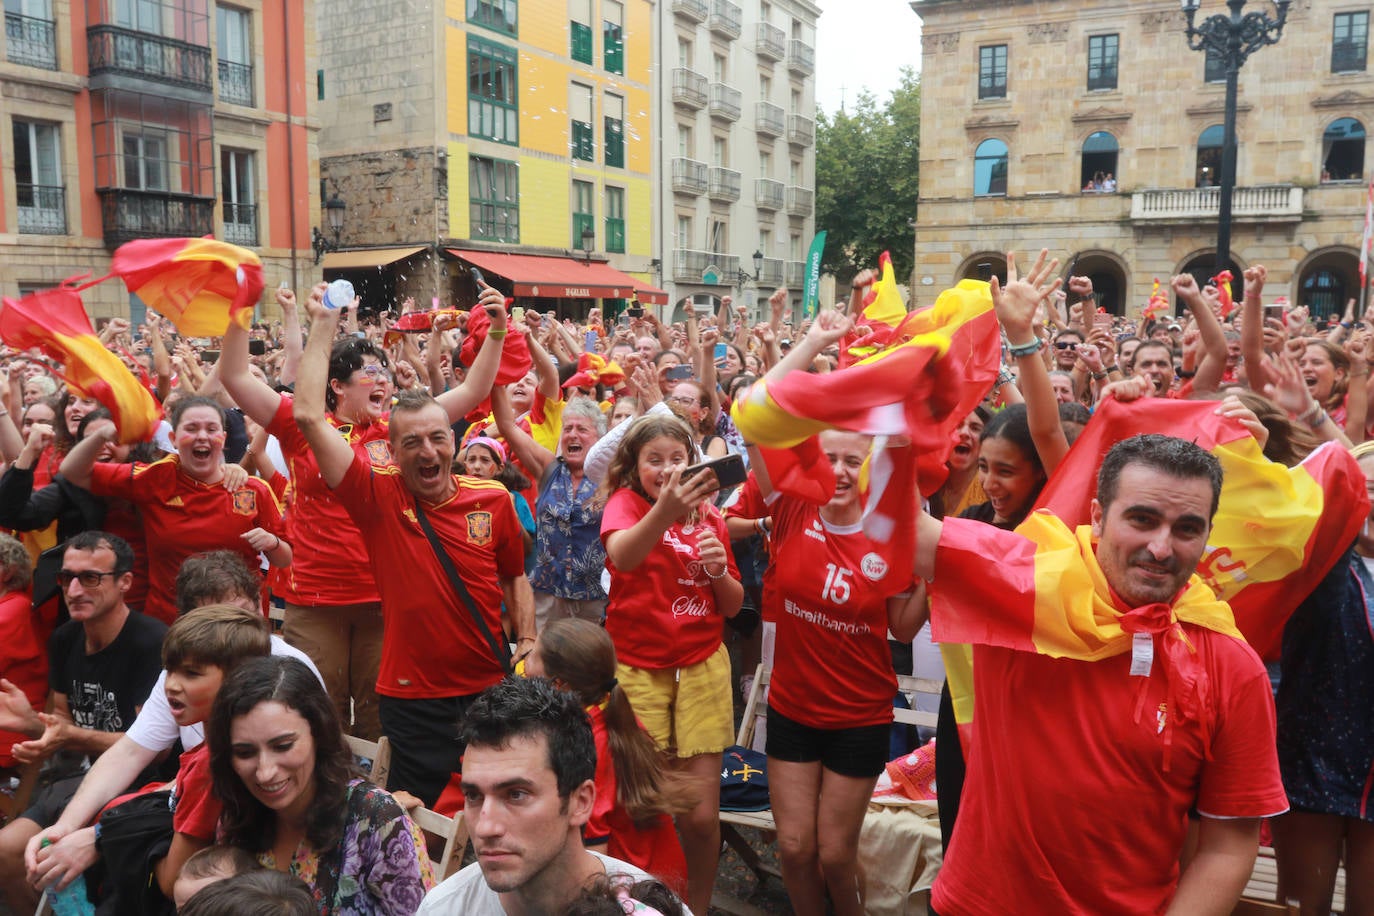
top-left (0, 531), bottom-right (166, 912)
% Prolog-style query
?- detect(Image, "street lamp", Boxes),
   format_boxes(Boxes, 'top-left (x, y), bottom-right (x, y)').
top-left (736, 249), bottom-right (765, 285)
top-left (580, 225), bottom-right (595, 263)
top-left (1180, 0), bottom-right (1290, 277)
top-left (312, 193), bottom-right (347, 264)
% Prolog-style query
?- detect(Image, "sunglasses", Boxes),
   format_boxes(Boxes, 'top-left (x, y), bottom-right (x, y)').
top-left (57, 569), bottom-right (120, 588)
top-left (359, 365), bottom-right (392, 381)
top-left (1054, 341), bottom-right (1079, 350)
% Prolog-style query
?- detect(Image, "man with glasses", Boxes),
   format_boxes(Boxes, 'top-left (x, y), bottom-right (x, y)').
top-left (0, 531), bottom-right (167, 912)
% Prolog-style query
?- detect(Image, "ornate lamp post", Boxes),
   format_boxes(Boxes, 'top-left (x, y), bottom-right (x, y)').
top-left (1180, 0), bottom-right (1290, 276)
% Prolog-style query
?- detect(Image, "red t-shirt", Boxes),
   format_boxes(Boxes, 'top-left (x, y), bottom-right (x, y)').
top-left (930, 531), bottom-right (1289, 915)
top-left (765, 490), bottom-right (905, 729)
top-left (170, 744), bottom-right (219, 841)
top-left (600, 489), bottom-right (737, 670)
top-left (0, 591), bottom-right (46, 768)
top-left (267, 395), bottom-right (390, 607)
top-left (89, 458), bottom-right (286, 624)
top-left (334, 452), bottom-right (525, 698)
top-left (586, 705), bottom-right (687, 894)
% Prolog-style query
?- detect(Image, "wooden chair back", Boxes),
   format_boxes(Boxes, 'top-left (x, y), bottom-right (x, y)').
top-left (410, 805), bottom-right (469, 882)
top-left (344, 733), bottom-right (392, 787)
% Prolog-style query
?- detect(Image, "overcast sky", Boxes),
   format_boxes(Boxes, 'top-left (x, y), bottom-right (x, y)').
top-left (814, 0), bottom-right (925, 116)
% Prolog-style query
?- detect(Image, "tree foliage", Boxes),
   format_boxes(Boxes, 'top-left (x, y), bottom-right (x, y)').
top-left (814, 67), bottom-right (921, 285)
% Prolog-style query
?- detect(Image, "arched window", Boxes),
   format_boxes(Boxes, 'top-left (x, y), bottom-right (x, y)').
top-left (1322, 117), bottom-right (1366, 182)
top-left (1081, 131), bottom-right (1119, 192)
top-left (974, 138), bottom-right (1008, 197)
top-left (1196, 125), bottom-right (1224, 188)
top-left (1302, 269), bottom-right (1344, 319)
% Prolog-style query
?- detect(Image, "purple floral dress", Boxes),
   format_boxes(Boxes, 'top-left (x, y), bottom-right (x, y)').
top-left (256, 778), bottom-right (435, 915)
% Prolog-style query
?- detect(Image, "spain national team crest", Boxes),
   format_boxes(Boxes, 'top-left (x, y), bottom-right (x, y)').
top-left (232, 489), bottom-right (257, 516)
top-left (466, 511), bottom-right (493, 546)
top-left (365, 439), bottom-right (393, 466)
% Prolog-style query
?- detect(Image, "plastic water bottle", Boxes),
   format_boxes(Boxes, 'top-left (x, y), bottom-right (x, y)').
top-left (323, 278), bottom-right (355, 310)
top-left (39, 840), bottom-right (94, 916)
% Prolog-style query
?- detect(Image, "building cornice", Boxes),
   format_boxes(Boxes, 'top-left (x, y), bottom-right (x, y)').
top-left (1312, 90), bottom-right (1374, 111)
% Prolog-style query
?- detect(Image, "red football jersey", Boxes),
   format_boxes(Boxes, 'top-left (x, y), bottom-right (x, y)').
top-left (90, 458), bottom-right (285, 624)
top-left (335, 453), bottom-right (525, 699)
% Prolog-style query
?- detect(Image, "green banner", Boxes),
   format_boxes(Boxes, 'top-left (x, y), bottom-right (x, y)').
top-left (802, 230), bottom-right (826, 318)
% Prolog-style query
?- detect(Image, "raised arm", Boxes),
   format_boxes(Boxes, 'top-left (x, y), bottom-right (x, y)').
top-left (1171, 274), bottom-right (1227, 394)
top-left (221, 300), bottom-right (286, 425)
top-left (146, 317), bottom-right (173, 402)
top-left (491, 385), bottom-right (553, 480)
top-left (294, 283), bottom-right (357, 488)
top-left (277, 289), bottom-right (304, 386)
top-left (434, 284), bottom-right (510, 422)
top-left (1239, 264), bottom-right (1275, 392)
top-left (994, 249), bottom-right (1070, 475)
top-left (58, 417), bottom-right (117, 490)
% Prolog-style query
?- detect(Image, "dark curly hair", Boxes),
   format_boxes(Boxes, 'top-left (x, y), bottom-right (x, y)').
top-left (326, 337), bottom-right (390, 412)
top-left (208, 657), bottom-right (358, 853)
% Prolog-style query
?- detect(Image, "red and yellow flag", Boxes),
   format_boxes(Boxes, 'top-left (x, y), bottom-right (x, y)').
top-left (1143, 278), bottom-right (1168, 320)
top-left (110, 237), bottom-right (263, 336)
top-left (1036, 396), bottom-right (1367, 659)
top-left (0, 283), bottom-right (162, 443)
top-left (842, 251), bottom-right (908, 367)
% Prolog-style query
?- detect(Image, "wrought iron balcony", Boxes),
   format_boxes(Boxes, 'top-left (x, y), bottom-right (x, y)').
top-left (786, 186), bottom-right (813, 217)
top-left (88, 25), bottom-right (212, 91)
top-left (758, 257), bottom-right (784, 286)
top-left (754, 178), bottom-right (784, 210)
top-left (708, 167), bottom-right (741, 202)
top-left (671, 0), bottom-right (707, 22)
top-left (786, 260), bottom-right (806, 288)
top-left (672, 68), bottom-right (707, 109)
top-left (787, 114), bottom-right (814, 147)
top-left (754, 23), bottom-right (785, 60)
top-left (98, 188), bottom-right (215, 247)
top-left (5, 12), bottom-right (56, 69)
top-left (217, 59), bottom-right (254, 106)
top-left (709, 83), bottom-right (741, 121)
top-left (708, 0), bottom-right (741, 38)
top-left (16, 184), bottom-right (65, 234)
top-left (787, 39), bottom-right (814, 76)
top-left (755, 101), bottom-right (785, 137)
top-left (671, 158), bottom-right (708, 195)
top-left (222, 202), bottom-right (258, 246)
top-left (673, 249), bottom-right (738, 283)
top-left (1129, 186), bottom-right (1303, 223)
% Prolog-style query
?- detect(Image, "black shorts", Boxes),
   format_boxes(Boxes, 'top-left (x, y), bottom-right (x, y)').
top-left (765, 705), bottom-right (889, 779)
top-left (378, 693), bottom-right (482, 808)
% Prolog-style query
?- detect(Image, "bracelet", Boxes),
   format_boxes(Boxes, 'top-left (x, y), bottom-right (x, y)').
top-left (996, 368), bottom-right (1016, 387)
top-left (516, 636), bottom-right (535, 643)
top-left (1091, 370), bottom-right (1108, 380)
top-left (1006, 337), bottom-right (1043, 358)
top-left (271, 535), bottom-right (282, 552)
top-left (1102, 364), bottom-right (1119, 373)
top-left (1298, 402), bottom-right (1327, 427)
top-left (487, 330), bottom-right (507, 340)
top-left (703, 565), bottom-right (728, 580)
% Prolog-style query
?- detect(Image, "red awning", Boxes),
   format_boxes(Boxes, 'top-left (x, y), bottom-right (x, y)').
top-left (448, 249), bottom-right (642, 300)
top-left (635, 284), bottom-right (669, 305)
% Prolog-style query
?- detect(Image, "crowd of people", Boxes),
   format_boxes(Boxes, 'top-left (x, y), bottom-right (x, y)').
top-left (0, 246), bottom-right (1364, 916)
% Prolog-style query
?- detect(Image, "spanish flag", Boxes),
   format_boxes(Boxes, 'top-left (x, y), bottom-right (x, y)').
top-left (110, 237), bottom-right (263, 336)
top-left (0, 283), bottom-right (162, 443)
top-left (841, 251), bottom-right (908, 367)
top-left (1036, 396), bottom-right (1367, 660)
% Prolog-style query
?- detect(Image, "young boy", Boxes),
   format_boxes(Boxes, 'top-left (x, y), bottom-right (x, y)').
top-left (153, 604), bottom-right (270, 898)
top-left (172, 844), bottom-right (260, 908)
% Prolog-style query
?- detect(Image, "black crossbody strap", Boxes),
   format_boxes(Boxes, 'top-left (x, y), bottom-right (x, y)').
top-left (413, 499), bottom-right (512, 674)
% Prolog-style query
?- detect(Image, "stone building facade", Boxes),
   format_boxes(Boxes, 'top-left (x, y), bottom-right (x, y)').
top-left (911, 0), bottom-right (1371, 318)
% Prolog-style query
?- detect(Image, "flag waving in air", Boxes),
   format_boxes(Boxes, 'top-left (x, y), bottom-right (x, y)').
top-left (0, 281), bottom-right (162, 443)
top-left (110, 237), bottom-right (264, 337)
top-left (841, 251), bottom-right (909, 367)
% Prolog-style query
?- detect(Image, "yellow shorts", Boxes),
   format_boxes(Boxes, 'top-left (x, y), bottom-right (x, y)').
top-left (616, 643), bottom-right (734, 759)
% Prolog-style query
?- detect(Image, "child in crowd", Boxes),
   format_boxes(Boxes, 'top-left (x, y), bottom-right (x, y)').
top-left (171, 844), bottom-right (260, 909)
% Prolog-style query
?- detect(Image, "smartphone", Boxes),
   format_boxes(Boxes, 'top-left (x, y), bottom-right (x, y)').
top-left (248, 339), bottom-right (267, 356)
top-left (202, 350), bottom-right (221, 364)
top-left (1093, 312), bottom-right (1112, 331)
top-left (470, 267), bottom-right (486, 288)
top-left (618, 313), bottom-right (631, 327)
top-left (714, 342), bottom-right (728, 366)
top-left (583, 329), bottom-right (598, 352)
top-left (665, 364), bottom-right (693, 382)
top-left (681, 453), bottom-right (747, 490)
top-left (1264, 303), bottom-right (1286, 322)
top-left (512, 306), bottom-right (525, 323)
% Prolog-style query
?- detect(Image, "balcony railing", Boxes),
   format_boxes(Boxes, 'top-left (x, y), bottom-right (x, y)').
top-left (709, 83), bottom-right (741, 121)
top-left (1129, 185), bottom-right (1303, 222)
top-left (708, 0), bottom-right (741, 38)
top-left (87, 25), bottom-right (212, 91)
top-left (16, 184), bottom-right (65, 234)
top-left (754, 22), bottom-right (785, 60)
top-left (755, 101), bottom-right (785, 137)
top-left (671, 0), bottom-right (707, 22)
top-left (787, 39), bottom-right (814, 76)
top-left (222, 202), bottom-right (257, 246)
top-left (672, 68), bottom-right (708, 109)
top-left (673, 249), bottom-right (739, 284)
top-left (786, 185), bottom-right (814, 216)
top-left (671, 158), bottom-right (708, 195)
top-left (5, 12), bottom-right (56, 69)
top-left (217, 59), bottom-right (254, 106)
top-left (787, 113), bottom-right (814, 147)
top-left (98, 188), bottom-right (215, 247)
top-left (758, 257), bottom-right (785, 286)
top-left (785, 260), bottom-right (806, 288)
top-left (708, 167), bottom-right (741, 202)
top-left (755, 178), bottom-right (784, 210)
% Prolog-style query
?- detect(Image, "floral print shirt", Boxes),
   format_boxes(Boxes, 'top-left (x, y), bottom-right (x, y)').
top-left (530, 459), bottom-right (606, 600)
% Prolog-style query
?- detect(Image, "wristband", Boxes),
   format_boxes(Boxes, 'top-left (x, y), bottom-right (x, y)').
top-left (1176, 369), bottom-right (1196, 378)
top-left (487, 330), bottom-right (507, 340)
top-left (1102, 364), bottom-right (1119, 373)
top-left (1091, 370), bottom-right (1108, 380)
top-left (703, 565), bottom-right (728, 580)
top-left (1006, 337), bottom-right (1043, 358)
top-left (272, 535), bottom-right (282, 552)
top-left (1298, 402), bottom-right (1327, 427)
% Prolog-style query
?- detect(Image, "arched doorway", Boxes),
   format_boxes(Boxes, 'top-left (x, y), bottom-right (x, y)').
top-left (1063, 250), bottom-right (1128, 315)
top-left (1180, 252), bottom-right (1246, 305)
top-left (670, 292), bottom-right (723, 324)
top-left (1296, 248), bottom-right (1360, 321)
top-left (956, 253), bottom-right (1007, 286)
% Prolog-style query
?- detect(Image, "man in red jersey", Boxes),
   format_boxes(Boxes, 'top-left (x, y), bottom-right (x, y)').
top-left (295, 286), bottom-right (534, 807)
top-left (914, 433), bottom-right (1288, 916)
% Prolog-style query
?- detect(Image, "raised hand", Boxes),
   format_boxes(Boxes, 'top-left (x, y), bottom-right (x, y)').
top-left (992, 249), bottom-right (1062, 340)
